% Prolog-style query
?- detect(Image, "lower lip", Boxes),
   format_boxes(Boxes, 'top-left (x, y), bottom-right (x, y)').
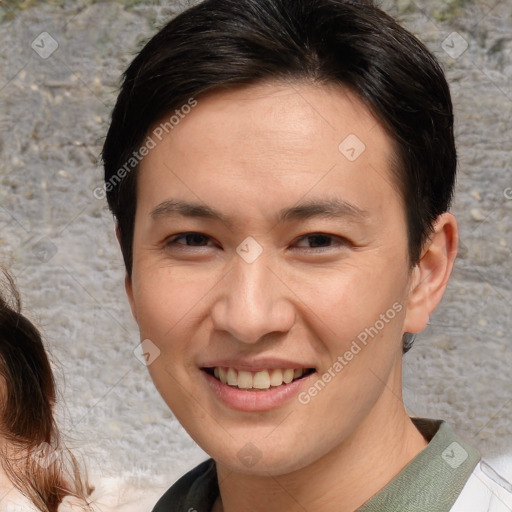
top-left (201, 370), bottom-right (316, 412)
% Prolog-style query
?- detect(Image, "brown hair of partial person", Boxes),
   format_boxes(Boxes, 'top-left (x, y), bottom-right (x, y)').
top-left (0, 269), bottom-right (93, 511)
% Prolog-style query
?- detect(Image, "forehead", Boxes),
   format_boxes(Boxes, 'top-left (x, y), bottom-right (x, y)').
top-left (137, 80), bottom-right (402, 224)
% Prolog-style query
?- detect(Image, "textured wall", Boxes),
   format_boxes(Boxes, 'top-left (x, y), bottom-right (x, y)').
top-left (0, 0), bottom-right (510, 487)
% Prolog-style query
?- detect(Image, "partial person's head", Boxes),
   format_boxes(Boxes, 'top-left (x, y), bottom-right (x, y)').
top-left (102, 0), bottom-right (458, 477)
top-left (0, 270), bottom-right (92, 511)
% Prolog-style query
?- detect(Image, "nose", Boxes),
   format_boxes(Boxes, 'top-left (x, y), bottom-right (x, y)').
top-left (210, 251), bottom-right (296, 345)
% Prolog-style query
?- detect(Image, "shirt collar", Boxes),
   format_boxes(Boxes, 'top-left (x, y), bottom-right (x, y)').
top-left (356, 418), bottom-right (480, 511)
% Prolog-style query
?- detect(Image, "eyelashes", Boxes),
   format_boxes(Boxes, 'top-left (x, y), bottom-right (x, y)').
top-left (164, 232), bottom-right (350, 252)
top-left (293, 233), bottom-right (348, 250)
top-left (168, 232), bottom-right (213, 247)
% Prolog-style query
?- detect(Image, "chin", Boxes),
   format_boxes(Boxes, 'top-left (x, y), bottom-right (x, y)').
top-left (210, 443), bottom-right (320, 477)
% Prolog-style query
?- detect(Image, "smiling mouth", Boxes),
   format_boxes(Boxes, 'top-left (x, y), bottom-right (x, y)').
top-left (202, 367), bottom-right (316, 391)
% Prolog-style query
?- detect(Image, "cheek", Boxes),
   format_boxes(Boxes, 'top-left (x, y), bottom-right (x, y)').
top-left (129, 264), bottom-right (219, 395)
top-left (131, 263), bottom-right (211, 335)
top-left (286, 263), bottom-right (408, 339)
top-left (131, 273), bottom-right (203, 409)
top-left (296, 272), bottom-right (409, 390)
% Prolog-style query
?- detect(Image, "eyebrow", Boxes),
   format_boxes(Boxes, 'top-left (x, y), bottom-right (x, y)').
top-left (150, 197), bottom-right (368, 227)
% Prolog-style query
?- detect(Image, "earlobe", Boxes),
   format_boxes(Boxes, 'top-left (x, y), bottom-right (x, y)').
top-left (403, 213), bottom-right (458, 334)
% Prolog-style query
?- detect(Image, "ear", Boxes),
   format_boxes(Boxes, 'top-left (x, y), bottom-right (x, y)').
top-left (403, 213), bottom-right (458, 334)
top-left (116, 224), bottom-right (138, 322)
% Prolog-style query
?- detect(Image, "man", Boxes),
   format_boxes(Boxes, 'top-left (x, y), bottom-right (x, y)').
top-left (101, 0), bottom-right (512, 510)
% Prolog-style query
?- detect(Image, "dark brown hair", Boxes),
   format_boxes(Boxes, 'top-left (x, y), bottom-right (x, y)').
top-left (102, 0), bottom-right (456, 353)
top-left (0, 270), bottom-right (92, 511)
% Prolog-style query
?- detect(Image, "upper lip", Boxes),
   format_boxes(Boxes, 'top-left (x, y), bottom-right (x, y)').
top-left (200, 358), bottom-right (316, 372)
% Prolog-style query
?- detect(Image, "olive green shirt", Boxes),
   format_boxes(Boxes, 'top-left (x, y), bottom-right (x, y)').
top-left (152, 418), bottom-right (480, 511)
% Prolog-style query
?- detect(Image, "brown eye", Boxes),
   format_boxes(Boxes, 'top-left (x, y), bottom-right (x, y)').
top-left (294, 233), bottom-right (347, 250)
top-left (166, 232), bottom-right (214, 247)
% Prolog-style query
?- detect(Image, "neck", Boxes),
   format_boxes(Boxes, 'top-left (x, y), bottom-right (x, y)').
top-left (215, 373), bottom-right (428, 512)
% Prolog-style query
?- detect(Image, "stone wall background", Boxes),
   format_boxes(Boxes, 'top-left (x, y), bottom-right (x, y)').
top-left (0, 0), bottom-right (510, 485)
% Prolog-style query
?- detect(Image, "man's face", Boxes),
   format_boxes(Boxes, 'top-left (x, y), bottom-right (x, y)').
top-left (127, 81), bottom-right (416, 475)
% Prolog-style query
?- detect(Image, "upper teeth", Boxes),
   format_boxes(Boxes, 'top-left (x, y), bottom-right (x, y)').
top-left (213, 367), bottom-right (305, 389)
